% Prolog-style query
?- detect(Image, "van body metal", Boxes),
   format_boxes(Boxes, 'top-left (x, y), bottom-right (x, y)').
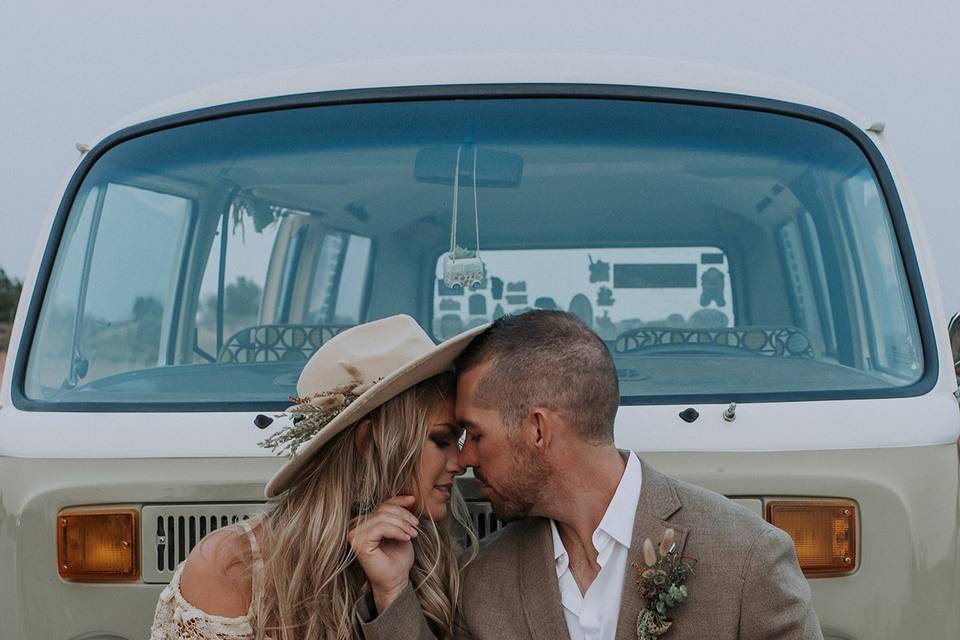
top-left (2, 55), bottom-right (957, 639)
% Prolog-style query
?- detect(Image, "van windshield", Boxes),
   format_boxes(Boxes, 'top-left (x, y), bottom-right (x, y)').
top-left (23, 97), bottom-right (924, 407)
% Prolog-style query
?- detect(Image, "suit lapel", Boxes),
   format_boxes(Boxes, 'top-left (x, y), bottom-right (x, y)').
top-left (519, 518), bottom-right (572, 640)
top-left (614, 459), bottom-right (688, 640)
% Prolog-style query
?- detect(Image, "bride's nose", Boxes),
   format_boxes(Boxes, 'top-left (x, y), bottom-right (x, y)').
top-left (445, 444), bottom-right (465, 475)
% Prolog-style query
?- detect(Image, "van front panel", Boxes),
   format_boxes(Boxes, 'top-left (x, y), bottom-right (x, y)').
top-left (1, 86), bottom-right (955, 639)
top-left (0, 447), bottom-right (956, 638)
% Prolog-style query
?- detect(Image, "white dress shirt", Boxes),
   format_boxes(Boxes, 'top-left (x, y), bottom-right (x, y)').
top-left (550, 451), bottom-right (643, 640)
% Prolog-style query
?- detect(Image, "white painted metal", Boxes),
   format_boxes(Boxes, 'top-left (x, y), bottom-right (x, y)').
top-left (0, 392), bottom-right (957, 459)
top-left (1, 56), bottom-right (958, 640)
top-left (2, 54), bottom-right (956, 459)
top-left (729, 498), bottom-right (763, 517)
top-left (99, 54), bottom-right (871, 141)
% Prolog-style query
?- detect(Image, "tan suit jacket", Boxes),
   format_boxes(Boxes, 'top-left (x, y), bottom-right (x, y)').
top-left (359, 459), bottom-right (823, 640)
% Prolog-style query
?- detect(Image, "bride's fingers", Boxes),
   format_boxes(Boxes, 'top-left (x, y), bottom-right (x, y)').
top-left (362, 513), bottom-right (418, 538)
top-left (373, 504), bottom-right (420, 527)
top-left (349, 513), bottom-right (418, 543)
top-left (354, 508), bottom-right (418, 533)
top-left (353, 522), bottom-right (416, 549)
top-left (384, 495), bottom-right (416, 507)
top-left (348, 503), bottom-right (417, 533)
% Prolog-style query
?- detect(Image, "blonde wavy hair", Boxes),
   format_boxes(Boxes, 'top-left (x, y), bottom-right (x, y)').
top-left (251, 371), bottom-right (477, 639)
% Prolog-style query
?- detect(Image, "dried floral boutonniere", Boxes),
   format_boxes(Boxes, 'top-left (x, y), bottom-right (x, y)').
top-left (632, 528), bottom-right (696, 640)
top-left (257, 363), bottom-right (379, 457)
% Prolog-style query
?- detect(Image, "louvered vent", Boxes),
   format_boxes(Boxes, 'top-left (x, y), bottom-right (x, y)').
top-left (466, 501), bottom-right (501, 539)
top-left (142, 501), bottom-right (499, 583)
top-left (141, 504), bottom-right (268, 583)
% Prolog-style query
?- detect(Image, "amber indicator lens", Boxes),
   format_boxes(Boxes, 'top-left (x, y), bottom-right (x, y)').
top-left (767, 501), bottom-right (856, 577)
top-left (57, 509), bottom-right (140, 581)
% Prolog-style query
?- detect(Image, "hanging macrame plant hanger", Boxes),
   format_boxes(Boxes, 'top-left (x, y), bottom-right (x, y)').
top-left (442, 144), bottom-right (486, 289)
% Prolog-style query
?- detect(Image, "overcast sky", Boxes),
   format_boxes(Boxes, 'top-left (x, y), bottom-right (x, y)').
top-left (3, 0), bottom-right (959, 315)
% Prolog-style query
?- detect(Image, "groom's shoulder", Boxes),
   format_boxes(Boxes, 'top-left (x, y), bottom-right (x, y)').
top-left (671, 475), bottom-right (763, 523)
top-left (660, 469), bottom-right (786, 553)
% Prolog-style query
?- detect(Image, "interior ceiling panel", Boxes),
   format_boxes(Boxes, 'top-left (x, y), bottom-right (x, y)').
top-left (115, 140), bottom-right (811, 246)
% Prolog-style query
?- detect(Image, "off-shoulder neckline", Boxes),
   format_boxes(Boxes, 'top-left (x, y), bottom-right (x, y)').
top-left (166, 560), bottom-right (256, 626)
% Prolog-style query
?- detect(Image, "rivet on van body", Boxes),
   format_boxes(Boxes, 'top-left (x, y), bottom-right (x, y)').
top-left (867, 122), bottom-right (885, 133)
top-left (75, 142), bottom-right (90, 155)
top-left (678, 408), bottom-right (699, 423)
top-left (254, 414), bottom-right (274, 429)
top-left (722, 402), bottom-right (737, 422)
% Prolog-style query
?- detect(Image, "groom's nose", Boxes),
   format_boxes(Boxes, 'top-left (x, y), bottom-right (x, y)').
top-left (459, 436), bottom-right (478, 468)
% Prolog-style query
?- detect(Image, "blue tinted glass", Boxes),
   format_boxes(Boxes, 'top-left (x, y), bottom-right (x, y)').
top-left (25, 98), bottom-right (922, 406)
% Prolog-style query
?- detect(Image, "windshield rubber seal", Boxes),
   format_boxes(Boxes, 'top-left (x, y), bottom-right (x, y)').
top-left (10, 83), bottom-right (939, 411)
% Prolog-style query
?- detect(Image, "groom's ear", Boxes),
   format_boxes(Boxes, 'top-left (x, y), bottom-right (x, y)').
top-left (529, 409), bottom-right (553, 452)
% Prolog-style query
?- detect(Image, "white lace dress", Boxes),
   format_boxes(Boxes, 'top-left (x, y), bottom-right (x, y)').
top-left (149, 520), bottom-right (262, 640)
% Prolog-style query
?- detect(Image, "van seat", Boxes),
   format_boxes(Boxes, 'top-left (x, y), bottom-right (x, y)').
top-left (614, 326), bottom-right (814, 358)
top-left (218, 324), bottom-right (354, 363)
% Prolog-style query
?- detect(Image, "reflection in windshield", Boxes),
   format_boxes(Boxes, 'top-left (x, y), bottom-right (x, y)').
top-left (432, 247), bottom-right (733, 341)
top-left (24, 96), bottom-right (924, 405)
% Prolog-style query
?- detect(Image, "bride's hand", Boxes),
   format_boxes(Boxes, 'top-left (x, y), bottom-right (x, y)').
top-left (347, 495), bottom-right (420, 613)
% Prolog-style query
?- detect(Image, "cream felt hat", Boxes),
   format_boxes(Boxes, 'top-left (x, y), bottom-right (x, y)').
top-left (263, 315), bottom-right (488, 498)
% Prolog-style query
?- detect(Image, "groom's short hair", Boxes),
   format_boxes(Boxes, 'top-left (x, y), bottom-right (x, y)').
top-left (455, 310), bottom-right (619, 444)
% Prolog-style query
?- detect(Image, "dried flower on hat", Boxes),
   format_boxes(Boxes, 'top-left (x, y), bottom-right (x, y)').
top-left (257, 373), bottom-right (382, 458)
top-left (310, 393), bottom-right (347, 411)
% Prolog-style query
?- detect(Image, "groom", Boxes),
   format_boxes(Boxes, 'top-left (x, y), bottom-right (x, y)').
top-left (361, 310), bottom-right (822, 639)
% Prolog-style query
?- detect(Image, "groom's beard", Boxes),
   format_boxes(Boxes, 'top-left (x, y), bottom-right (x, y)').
top-left (483, 445), bottom-right (551, 523)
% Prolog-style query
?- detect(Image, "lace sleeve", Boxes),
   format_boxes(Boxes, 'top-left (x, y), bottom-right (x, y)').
top-left (149, 562), bottom-right (256, 640)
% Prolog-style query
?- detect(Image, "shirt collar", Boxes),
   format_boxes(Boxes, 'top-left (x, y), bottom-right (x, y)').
top-left (551, 518), bottom-right (567, 561)
top-left (597, 451), bottom-right (643, 549)
top-left (550, 451), bottom-right (644, 567)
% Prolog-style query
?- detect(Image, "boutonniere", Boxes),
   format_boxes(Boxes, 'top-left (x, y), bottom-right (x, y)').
top-left (631, 528), bottom-right (696, 640)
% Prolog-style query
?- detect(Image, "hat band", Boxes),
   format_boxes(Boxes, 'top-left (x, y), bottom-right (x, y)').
top-left (259, 364), bottom-right (381, 457)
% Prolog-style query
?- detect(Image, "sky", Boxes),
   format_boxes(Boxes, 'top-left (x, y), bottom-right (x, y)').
top-left (2, 0), bottom-right (959, 316)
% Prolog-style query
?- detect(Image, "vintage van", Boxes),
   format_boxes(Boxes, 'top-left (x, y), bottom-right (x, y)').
top-left (2, 54), bottom-right (958, 639)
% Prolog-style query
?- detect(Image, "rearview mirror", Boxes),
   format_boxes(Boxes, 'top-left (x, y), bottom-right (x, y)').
top-left (414, 146), bottom-right (523, 188)
top-left (949, 312), bottom-right (960, 378)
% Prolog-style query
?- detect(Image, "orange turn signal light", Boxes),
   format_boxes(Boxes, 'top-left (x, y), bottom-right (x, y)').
top-left (766, 500), bottom-right (856, 577)
top-left (57, 508), bottom-right (140, 582)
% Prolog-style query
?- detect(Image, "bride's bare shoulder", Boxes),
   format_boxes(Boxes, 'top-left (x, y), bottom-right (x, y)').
top-left (179, 524), bottom-right (257, 617)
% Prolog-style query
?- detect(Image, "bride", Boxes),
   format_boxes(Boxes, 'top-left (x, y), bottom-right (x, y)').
top-left (150, 315), bottom-right (484, 640)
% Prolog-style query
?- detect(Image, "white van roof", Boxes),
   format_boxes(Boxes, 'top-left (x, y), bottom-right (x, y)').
top-left (101, 54), bottom-right (869, 143)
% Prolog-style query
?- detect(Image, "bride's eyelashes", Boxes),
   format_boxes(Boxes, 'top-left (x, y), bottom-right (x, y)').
top-left (431, 435), bottom-right (454, 449)
top-left (430, 424), bottom-right (464, 450)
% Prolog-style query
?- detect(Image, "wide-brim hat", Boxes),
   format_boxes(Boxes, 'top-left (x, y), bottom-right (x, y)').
top-left (264, 315), bottom-right (488, 498)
